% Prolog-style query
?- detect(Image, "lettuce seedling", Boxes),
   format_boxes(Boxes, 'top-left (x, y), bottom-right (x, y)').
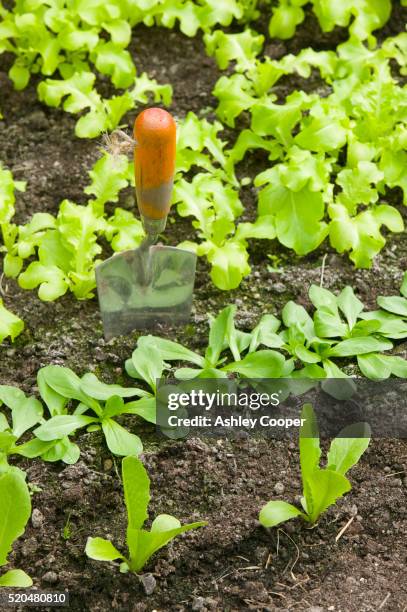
top-left (0, 386), bottom-right (56, 475)
top-left (308, 282), bottom-right (407, 380)
top-left (34, 366), bottom-right (152, 457)
top-left (173, 173), bottom-right (251, 290)
top-left (204, 29), bottom-right (264, 72)
top-left (268, 0), bottom-right (391, 41)
top-left (126, 306), bottom-right (259, 381)
top-left (126, 306), bottom-right (293, 380)
top-left (0, 299), bottom-right (24, 344)
top-left (278, 284), bottom-right (401, 378)
top-left (85, 455), bottom-right (206, 574)
top-left (37, 71), bottom-right (171, 138)
top-left (127, 289), bottom-right (407, 384)
top-left (0, 471), bottom-right (32, 587)
top-left (259, 404), bottom-right (370, 528)
top-left (357, 272), bottom-right (407, 379)
top-left (0, 160), bottom-right (29, 282)
top-left (211, 30), bottom-right (406, 272)
top-left (126, 306), bottom-right (286, 386)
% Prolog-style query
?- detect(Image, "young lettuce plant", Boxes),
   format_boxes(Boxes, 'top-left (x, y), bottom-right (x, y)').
top-left (34, 366), bottom-right (153, 457)
top-left (279, 285), bottom-right (396, 378)
top-left (128, 280), bottom-right (407, 384)
top-left (0, 300), bottom-right (24, 344)
top-left (173, 172), bottom-right (251, 290)
top-left (268, 0), bottom-right (391, 41)
top-left (127, 306), bottom-right (292, 381)
top-left (278, 300), bottom-right (347, 378)
top-left (0, 386), bottom-right (58, 475)
top-left (359, 272), bottom-right (407, 343)
top-left (0, 161), bottom-right (26, 277)
top-left (14, 152), bottom-right (143, 302)
top-left (0, 471), bottom-right (32, 587)
top-left (212, 31), bottom-right (406, 271)
top-left (85, 455), bottom-right (206, 574)
top-left (126, 306), bottom-right (247, 381)
top-left (310, 283), bottom-right (407, 380)
top-left (259, 404), bottom-right (370, 528)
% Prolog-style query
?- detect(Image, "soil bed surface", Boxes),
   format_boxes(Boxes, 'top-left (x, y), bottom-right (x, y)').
top-left (0, 7), bottom-right (406, 612)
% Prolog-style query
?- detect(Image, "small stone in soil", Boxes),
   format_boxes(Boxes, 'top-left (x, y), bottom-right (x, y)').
top-left (42, 571), bottom-right (58, 584)
top-left (192, 596), bottom-right (205, 611)
top-left (274, 482), bottom-right (285, 494)
top-left (31, 508), bottom-right (44, 528)
top-left (140, 573), bottom-right (156, 595)
top-left (390, 478), bottom-right (403, 487)
top-left (104, 458), bottom-right (113, 471)
top-left (272, 282), bottom-right (287, 294)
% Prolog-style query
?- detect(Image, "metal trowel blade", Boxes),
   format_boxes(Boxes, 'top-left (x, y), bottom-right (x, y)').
top-left (95, 244), bottom-right (197, 340)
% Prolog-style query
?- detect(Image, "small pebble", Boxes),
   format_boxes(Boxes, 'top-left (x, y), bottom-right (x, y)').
top-left (390, 478), bottom-right (402, 487)
top-left (140, 573), bottom-right (156, 596)
top-left (42, 571), bottom-right (58, 585)
top-left (104, 459), bottom-right (113, 471)
top-left (192, 596), bottom-right (205, 611)
top-left (272, 282), bottom-right (286, 294)
top-left (31, 508), bottom-right (44, 529)
top-left (274, 482), bottom-right (285, 495)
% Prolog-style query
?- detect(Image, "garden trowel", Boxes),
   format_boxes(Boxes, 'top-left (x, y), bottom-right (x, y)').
top-left (96, 108), bottom-right (197, 340)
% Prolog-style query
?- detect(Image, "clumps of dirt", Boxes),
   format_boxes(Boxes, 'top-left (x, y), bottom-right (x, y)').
top-left (7, 436), bottom-right (407, 611)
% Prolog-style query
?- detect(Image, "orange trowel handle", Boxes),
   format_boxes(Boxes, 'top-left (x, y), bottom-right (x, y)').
top-left (134, 108), bottom-right (176, 222)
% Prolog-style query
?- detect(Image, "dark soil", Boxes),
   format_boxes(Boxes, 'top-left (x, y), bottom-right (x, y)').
top-left (0, 3), bottom-right (407, 611)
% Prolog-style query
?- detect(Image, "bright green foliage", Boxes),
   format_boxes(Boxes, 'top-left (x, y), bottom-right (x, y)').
top-left (0, 0), bottom-right (253, 134)
top-left (38, 71), bottom-right (171, 138)
top-left (277, 282), bottom-right (399, 378)
top-left (85, 455), bottom-right (206, 573)
top-left (34, 366), bottom-right (154, 457)
top-left (146, 0), bottom-right (248, 36)
top-left (0, 471), bottom-right (32, 587)
top-left (255, 158), bottom-right (329, 255)
top-left (268, 1), bottom-right (306, 40)
top-left (2, 110), bottom-right (256, 298)
top-left (0, 383), bottom-right (78, 469)
top-left (0, 153), bottom-right (144, 302)
top-left (174, 174), bottom-right (249, 289)
top-left (128, 276), bottom-right (407, 380)
top-left (127, 305), bottom-right (287, 380)
top-left (84, 153), bottom-right (133, 210)
top-left (204, 29), bottom-right (264, 71)
top-left (0, 1), bottom-right (175, 136)
top-left (175, 112), bottom-right (232, 178)
top-left (259, 403), bottom-right (370, 527)
top-left (0, 162), bottom-right (26, 279)
top-left (174, 112), bottom-right (277, 289)
top-left (358, 272), bottom-right (407, 379)
top-left (212, 32), bottom-right (407, 268)
top-left (0, 300), bottom-right (24, 344)
top-left (268, 0), bottom-right (392, 41)
top-left (1, 5), bottom-right (406, 293)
